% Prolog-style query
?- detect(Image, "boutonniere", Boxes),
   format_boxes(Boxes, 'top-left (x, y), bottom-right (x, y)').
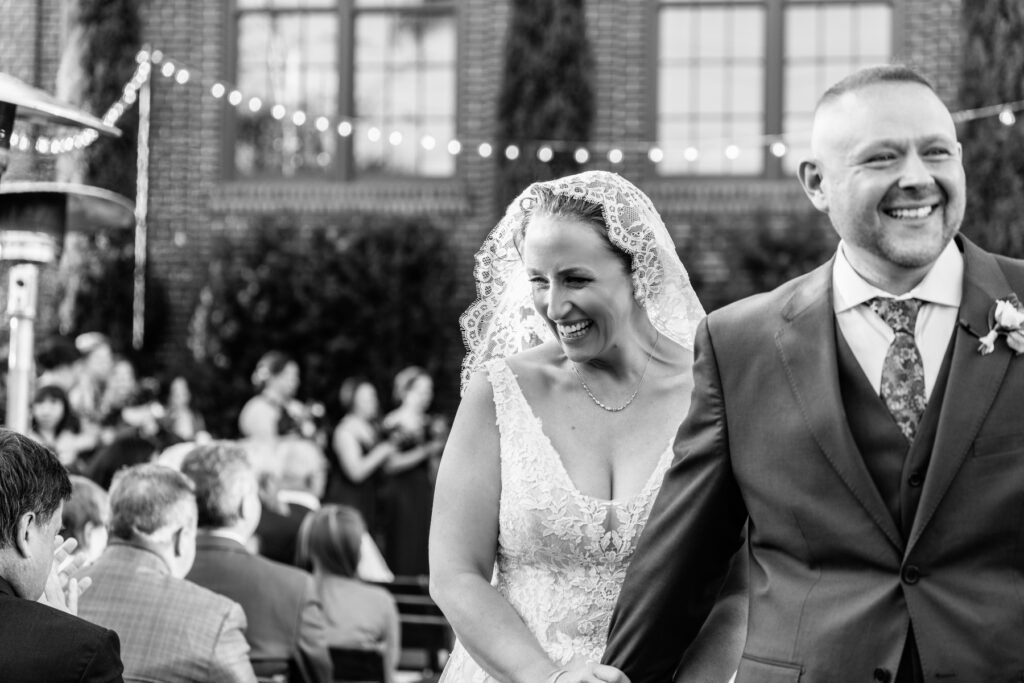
top-left (959, 294), bottom-right (1024, 355)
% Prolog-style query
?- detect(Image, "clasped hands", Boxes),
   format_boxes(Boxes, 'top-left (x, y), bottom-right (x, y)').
top-left (549, 656), bottom-right (631, 683)
top-left (39, 536), bottom-right (92, 616)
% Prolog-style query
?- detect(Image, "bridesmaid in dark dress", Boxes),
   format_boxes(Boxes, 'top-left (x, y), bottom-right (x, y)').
top-left (379, 366), bottom-right (447, 576)
top-left (323, 377), bottom-right (396, 546)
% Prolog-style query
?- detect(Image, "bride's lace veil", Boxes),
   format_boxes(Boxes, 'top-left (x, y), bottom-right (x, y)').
top-left (459, 170), bottom-right (705, 394)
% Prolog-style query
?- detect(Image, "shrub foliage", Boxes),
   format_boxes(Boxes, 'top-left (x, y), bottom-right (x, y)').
top-left (187, 215), bottom-right (460, 437)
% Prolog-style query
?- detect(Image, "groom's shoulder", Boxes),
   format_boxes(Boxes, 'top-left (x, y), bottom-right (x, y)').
top-left (708, 263), bottom-right (827, 329)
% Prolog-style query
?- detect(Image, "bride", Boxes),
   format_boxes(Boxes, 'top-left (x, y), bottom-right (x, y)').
top-left (429, 171), bottom-right (746, 683)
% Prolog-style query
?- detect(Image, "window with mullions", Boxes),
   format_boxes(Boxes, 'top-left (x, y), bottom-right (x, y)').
top-left (656, 0), bottom-right (893, 178)
top-left (232, 0), bottom-right (456, 180)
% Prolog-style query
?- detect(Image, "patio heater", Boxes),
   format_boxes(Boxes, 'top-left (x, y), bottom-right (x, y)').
top-left (0, 72), bottom-right (131, 433)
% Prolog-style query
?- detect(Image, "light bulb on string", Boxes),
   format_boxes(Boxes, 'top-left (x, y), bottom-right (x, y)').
top-left (228, 90), bottom-right (243, 106)
top-left (315, 116), bottom-right (329, 132)
top-left (505, 144), bottom-right (520, 160)
top-left (367, 127), bottom-right (381, 142)
top-left (421, 135), bottom-right (436, 150)
top-left (292, 111), bottom-right (306, 126)
top-left (684, 146), bottom-right (699, 162)
top-left (150, 49), bottom-right (164, 64)
top-left (248, 97), bottom-right (262, 112)
top-left (271, 104), bottom-right (286, 120)
top-left (608, 148), bottom-right (623, 164)
top-left (337, 121), bottom-right (353, 137)
top-left (175, 69), bottom-right (190, 85)
top-left (725, 145), bottom-right (741, 160)
top-left (537, 145), bottom-right (553, 163)
top-left (211, 83), bottom-right (226, 98)
top-left (478, 142), bottom-right (493, 158)
top-left (770, 141), bottom-right (787, 158)
top-left (161, 62), bottom-right (176, 78)
top-left (447, 140), bottom-right (462, 155)
top-left (388, 131), bottom-right (403, 146)
top-left (648, 147), bottom-right (664, 163)
top-left (574, 147), bottom-right (590, 164)
top-left (999, 108), bottom-right (1016, 126)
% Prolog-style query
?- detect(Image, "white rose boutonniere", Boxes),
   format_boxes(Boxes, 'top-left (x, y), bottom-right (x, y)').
top-left (968, 294), bottom-right (1024, 355)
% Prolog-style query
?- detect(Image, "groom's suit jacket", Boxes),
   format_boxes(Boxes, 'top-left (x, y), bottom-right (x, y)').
top-left (603, 236), bottom-right (1024, 683)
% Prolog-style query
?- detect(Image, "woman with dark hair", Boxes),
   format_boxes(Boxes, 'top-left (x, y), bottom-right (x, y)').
top-left (238, 351), bottom-right (321, 477)
top-left (29, 384), bottom-right (99, 471)
top-left (323, 377), bottom-right (395, 543)
top-left (379, 366), bottom-right (447, 576)
top-left (302, 505), bottom-right (400, 681)
top-left (84, 434), bottom-right (158, 491)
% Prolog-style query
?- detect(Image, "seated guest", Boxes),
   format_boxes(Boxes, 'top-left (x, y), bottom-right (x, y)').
top-left (302, 505), bottom-right (400, 681)
top-left (253, 470), bottom-right (306, 565)
top-left (61, 475), bottom-right (111, 566)
top-left (0, 428), bottom-right (124, 682)
top-left (181, 442), bottom-right (333, 683)
top-left (29, 384), bottom-right (99, 472)
top-left (85, 434), bottom-right (158, 490)
top-left (78, 464), bottom-right (255, 683)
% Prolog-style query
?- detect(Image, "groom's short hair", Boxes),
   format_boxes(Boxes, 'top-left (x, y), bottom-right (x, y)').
top-left (816, 64), bottom-right (937, 112)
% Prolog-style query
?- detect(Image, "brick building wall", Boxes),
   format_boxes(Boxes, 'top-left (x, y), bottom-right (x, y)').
top-left (0, 0), bottom-right (964, 405)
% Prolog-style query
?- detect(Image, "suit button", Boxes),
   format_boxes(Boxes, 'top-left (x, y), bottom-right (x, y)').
top-left (902, 565), bottom-right (921, 584)
top-left (873, 668), bottom-right (891, 682)
top-left (908, 471), bottom-right (924, 487)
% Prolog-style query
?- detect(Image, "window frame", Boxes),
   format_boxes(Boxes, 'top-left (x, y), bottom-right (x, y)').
top-left (650, 0), bottom-right (899, 180)
top-left (223, 0), bottom-right (458, 182)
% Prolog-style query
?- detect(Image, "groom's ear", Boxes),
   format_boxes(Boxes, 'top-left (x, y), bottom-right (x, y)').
top-left (798, 159), bottom-right (830, 213)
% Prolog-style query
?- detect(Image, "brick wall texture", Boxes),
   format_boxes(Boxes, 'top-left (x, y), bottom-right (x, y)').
top-left (1, 0), bottom-right (964, 397)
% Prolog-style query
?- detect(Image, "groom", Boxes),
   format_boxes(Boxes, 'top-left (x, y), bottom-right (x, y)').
top-left (603, 65), bottom-right (1024, 682)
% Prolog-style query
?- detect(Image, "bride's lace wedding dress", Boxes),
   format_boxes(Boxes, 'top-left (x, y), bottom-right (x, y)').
top-left (440, 359), bottom-right (674, 682)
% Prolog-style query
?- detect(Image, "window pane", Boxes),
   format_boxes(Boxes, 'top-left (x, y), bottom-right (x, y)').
top-left (782, 3), bottom-right (893, 175)
top-left (657, 3), bottom-right (765, 177)
top-left (353, 8), bottom-right (456, 177)
top-left (234, 7), bottom-right (338, 178)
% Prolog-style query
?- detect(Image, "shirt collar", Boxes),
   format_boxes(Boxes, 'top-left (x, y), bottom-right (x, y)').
top-left (833, 239), bottom-right (963, 313)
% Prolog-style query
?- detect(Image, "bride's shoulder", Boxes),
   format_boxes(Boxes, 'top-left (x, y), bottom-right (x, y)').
top-left (505, 343), bottom-right (564, 381)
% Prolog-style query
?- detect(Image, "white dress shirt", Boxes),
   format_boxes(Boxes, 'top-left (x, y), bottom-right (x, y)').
top-left (832, 239), bottom-right (963, 400)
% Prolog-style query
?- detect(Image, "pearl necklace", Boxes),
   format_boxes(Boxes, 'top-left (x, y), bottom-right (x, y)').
top-left (571, 332), bottom-right (660, 412)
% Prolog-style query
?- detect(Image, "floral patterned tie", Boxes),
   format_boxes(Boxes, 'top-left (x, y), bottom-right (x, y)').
top-left (868, 297), bottom-right (927, 442)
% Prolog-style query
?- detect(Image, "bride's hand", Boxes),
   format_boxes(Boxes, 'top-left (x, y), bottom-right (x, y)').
top-left (556, 659), bottom-right (631, 683)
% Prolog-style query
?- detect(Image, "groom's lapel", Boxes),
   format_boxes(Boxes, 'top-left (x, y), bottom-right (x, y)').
top-left (775, 260), bottom-right (904, 552)
top-left (907, 236), bottom-right (1015, 553)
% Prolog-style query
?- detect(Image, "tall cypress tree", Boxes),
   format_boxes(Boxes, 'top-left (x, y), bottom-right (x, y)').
top-left (496, 0), bottom-right (594, 210)
top-left (959, 0), bottom-right (1024, 257)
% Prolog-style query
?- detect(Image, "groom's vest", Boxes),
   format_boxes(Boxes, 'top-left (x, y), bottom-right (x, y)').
top-left (835, 326), bottom-right (956, 535)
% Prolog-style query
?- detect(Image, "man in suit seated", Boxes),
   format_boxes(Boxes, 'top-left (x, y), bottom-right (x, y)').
top-left (182, 441), bottom-right (333, 683)
top-left (78, 463), bottom-right (256, 683)
top-left (0, 428), bottom-right (124, 682)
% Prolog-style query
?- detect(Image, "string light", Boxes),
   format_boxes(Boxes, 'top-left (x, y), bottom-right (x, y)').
top-left (13, 47), bottom-right (1024, 161)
